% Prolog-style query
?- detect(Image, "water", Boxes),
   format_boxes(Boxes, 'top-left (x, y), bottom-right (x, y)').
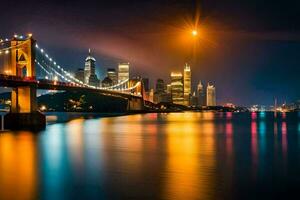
top-left (1, 112), bottom-right (300, 200)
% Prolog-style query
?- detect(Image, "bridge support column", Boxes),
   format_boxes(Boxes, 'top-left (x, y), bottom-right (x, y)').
top-left (4, 36), bottom-right (45, 131)
top-left (127, 98), bottom-right (144, 111)
top-left (5, 85), bottom-right (46, 131)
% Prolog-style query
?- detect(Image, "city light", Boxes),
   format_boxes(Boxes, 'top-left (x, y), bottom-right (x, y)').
top-left (4, 70), bottom-right (11, 74)
top-left (40, 105), bottom-right (47, 111)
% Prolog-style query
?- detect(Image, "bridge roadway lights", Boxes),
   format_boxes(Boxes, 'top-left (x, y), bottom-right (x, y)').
top-left (4, 111), bottom-right (46, 131)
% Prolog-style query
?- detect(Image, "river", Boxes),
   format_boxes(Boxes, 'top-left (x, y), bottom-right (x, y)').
top-left (1, 112), bottom-right (300, 200)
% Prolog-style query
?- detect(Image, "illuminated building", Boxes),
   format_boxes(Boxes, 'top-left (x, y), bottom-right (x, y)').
top-left (154, 79), bottom-right (167, 103)
top-left (171, 72), bottom-right (184, 105)
top-left (88, 74), bottom-right (100, 87)
top-left (156, 79), bottom-right (165, 93)
top-left (107, 68), bottom-right (117, 84)
top-left (197, 81), bottom-right (206, 106)
top-left (166, 84), bottom-right (172, 94)
top-left (206, 83), bottom-right (216, 106)
top-left (183, 63), bottom-right (191, 106)
top-left (75, 68), bottom-right (84, 83)
top-left (190, 92), bottom-right (198, 106)
top-left (118, 62), bottom-right (130, 82)
top-left (149, 89), bottom-right (154, 102)
top-left (84, 49), bottom-right (99, 86)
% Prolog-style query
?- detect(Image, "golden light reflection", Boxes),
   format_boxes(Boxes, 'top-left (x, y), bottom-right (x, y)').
top-left (66, 119), bottom-right (85, 171)
top-left (164, 112), bottom-right (216, 200)
top-left (104, 115), bottom-right (144, 174)
top-left (0, 132), bottom-right (37, 200)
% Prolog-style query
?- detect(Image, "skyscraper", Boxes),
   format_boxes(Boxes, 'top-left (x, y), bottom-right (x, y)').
top-left (206, 83), bottom-right (216, 106)
top-left (197, 81), bottom-right (206, 106)
top-left (101, 77), bottom-right (113, 87)
top-left (156, 79), bottom-right (165, 93)
top-left (154, 79), bottom-right (166, 103)
top-left (75, 68), bottom-right (84, 83)
top-left (84, 49), bottom-right (99, 87)
top-left (170, 72), bottom-right (184, 105)
top-left (118, 62), bottom-right (129, 82)
top-left (183, 63), bottom-right (191, 106)
top-left (107, 68), bottom-right (117, 84)
top-left (142, 78), bottom-right (150, 92)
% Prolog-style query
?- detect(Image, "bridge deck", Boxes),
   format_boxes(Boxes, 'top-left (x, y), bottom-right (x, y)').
top-left (0, 75), bottom-right (142, 99)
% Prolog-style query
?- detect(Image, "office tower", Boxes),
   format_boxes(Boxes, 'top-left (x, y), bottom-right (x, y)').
top-left (88, 74), bottom-right (100, 87)
top-left (206, 83), bottom-right (216, 106)
top-left (84, 49), bottom-right (99, 87)
top-left (154, 79), bottom-right (166, 103)
top-left (156, 79), bottom-right (165, 93)
top-left (118, 62), bottom-right (130, 82)
top-left (142, 78), bottom-right (150, 92)
top-left (84, 49), bottom-right (95, 84)
top-left (170, 72), bottom-right (184, 105)
top-left (183, 63), bottom-right (191, 106)
top-left (166, 84), bottom-right (172, 94)
top-left (190, 92), bottom-right (199, 107)
top-left (101, 77), bottom-right (113, 87)
top-left (149, 89), bottom-right (154, 102)
top-left (75, 68), bottom-right (84, 83)
top-left (107, 68), bottom-right (117, 85)
top-left (197, 81), bottom-right (206, 106)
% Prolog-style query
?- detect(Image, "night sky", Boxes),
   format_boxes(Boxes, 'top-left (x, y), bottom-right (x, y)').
top-left (1, 0), bottom-right (300, 106)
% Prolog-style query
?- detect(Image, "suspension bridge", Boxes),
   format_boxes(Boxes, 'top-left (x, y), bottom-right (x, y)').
top-left (0, 34), bottom-right (154, 130)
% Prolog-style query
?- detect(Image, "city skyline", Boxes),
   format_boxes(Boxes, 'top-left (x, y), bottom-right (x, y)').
top-left (0, 0), bottom-right (300, 106)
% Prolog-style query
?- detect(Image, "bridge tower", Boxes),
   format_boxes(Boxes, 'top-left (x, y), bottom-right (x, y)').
top-left (4, 36), bottom-right (46, 130)
top-left (126, 79), bottom-right (145, 111)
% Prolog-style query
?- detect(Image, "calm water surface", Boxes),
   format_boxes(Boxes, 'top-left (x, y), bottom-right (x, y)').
top-left (1, 112), bottom-right (300, 200)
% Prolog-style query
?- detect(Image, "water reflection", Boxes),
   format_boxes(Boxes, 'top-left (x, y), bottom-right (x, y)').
top-left (281, 122), bottom-right (287, 160)
top-left (0, 132), bottom-right (37, 200)
top-left (1, 112), bottom-right (300, 200)
top-left (164, 113), bottom-right (216, 200)
top-left (251, 120), bottom-right (258, 172)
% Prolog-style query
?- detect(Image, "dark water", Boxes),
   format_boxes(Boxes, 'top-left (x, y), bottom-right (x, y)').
top-left (1, 112), bottom-right (300, 200)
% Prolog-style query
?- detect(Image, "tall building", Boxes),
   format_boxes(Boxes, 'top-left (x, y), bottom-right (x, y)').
top-left (107, 68), bottom-right (117, 84)
top-left (166, 84), bottom-right (172, 94)
top-left (206, 83), bottom-right (216, 106)
top-left (156, 79), bottom-right (165, 93)
top-left (197, 81), bottom-right (206, 106)
top-left (101, 77), bottom-right (113, 87)
top-left (170, 72), bottom-right (184, 105)
top-left (142, 78), bottom-right (150, 92)
top-left (154, 79), bottom-right (166, 103)
top-left (183, 63), bottom-right (191, 106)
top-left (75, 68), bottom-right (84, 83)
top-left (190, 92), bottom-right (199, 107)
top-left (84, 49), bottom-right (99, 87)
top-left (118, 62), bottom-right (129, 82)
